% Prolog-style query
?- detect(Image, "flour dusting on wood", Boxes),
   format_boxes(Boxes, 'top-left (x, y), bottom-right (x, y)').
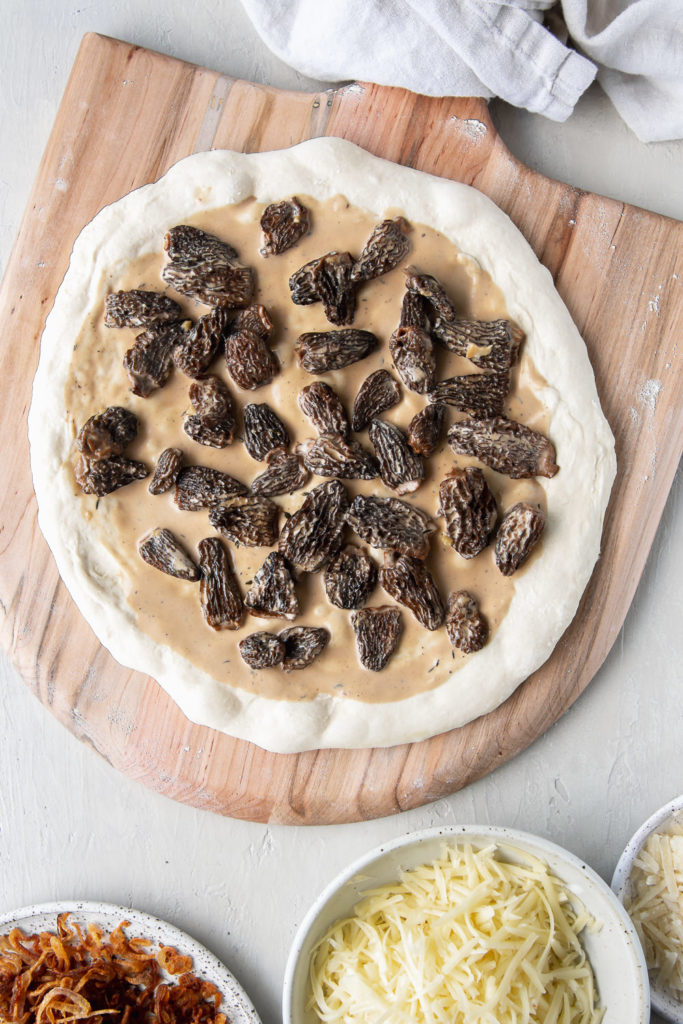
top-left (451, 116), bottom-right (488, 139)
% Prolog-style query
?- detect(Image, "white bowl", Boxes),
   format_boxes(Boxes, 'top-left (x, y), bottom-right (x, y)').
top-left (612, 794), bottom-right (683, 1024)
top-left (284, 825), bottom-right (649, 1024)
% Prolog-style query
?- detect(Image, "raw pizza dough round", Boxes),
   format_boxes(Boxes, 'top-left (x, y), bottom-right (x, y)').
top-left (29, 138), bottom-right (616, 753)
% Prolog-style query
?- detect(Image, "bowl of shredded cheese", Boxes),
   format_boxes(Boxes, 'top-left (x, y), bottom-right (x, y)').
top-left (283, 825), bottom-right (649, 1024)
top-left (612, 795), bottom-right (683, 1023)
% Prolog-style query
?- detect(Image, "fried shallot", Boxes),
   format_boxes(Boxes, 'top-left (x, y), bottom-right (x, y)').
top-left (0, 913), bottom-right (226, 1024)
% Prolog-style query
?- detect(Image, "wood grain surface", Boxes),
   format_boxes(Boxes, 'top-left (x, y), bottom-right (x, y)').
top-left (0, 34), bottom-right (680, 825)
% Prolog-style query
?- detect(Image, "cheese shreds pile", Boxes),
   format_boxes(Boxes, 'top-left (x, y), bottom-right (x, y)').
top-left (309, 843), bottom-right (604, 1024)
top-left (625, 813), bottom-right (683, 1000)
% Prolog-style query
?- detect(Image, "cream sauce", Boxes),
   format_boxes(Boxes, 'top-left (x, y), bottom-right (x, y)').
top-left (64, 195), bottom-right (549, 704)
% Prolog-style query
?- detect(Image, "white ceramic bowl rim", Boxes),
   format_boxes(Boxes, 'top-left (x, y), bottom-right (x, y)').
top-left (0, 899), bottom-right (261, 1024)
top-left (612, 794), bottom-right (683, 1023)
top-left (284, 823), bottom-right (650, 1024)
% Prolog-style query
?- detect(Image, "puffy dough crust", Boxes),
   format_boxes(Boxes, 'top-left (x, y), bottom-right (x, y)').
top-left (28, 138), bottom-right (616, 753)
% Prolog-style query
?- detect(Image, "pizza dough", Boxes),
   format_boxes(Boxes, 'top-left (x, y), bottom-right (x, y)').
top-left (28, 138), bottom-right (616, 753)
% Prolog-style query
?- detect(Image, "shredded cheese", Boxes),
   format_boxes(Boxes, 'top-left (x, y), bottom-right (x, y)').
top-left (625, 813), bottom-right (683, 1000)
top-left (308, 842), bottom-right (604, 1024)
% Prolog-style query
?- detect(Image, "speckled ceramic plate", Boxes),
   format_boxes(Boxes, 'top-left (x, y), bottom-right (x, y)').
top-left (0, 900), bottom-right (261, 1024)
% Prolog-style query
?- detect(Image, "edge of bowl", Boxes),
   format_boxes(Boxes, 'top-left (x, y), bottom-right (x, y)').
top-left (611, 795), bottom-right (683, 1024)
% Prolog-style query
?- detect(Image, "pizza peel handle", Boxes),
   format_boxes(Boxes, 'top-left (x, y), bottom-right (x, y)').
top-left (0, 34), bottom-right (681, 823)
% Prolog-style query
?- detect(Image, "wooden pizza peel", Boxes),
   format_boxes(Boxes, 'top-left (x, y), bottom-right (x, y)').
top-left (0, 34), bottom-right (680, 824)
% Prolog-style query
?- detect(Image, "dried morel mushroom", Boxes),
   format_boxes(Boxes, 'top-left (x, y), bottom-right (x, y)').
top-left (432, 317), bottom-right (524, 371)
top-left (209, 496), bottom-right (280, 547)
top-left (184, 376), bottom-right (236, 448)
top-left (345, 495), bottom-right (436, 560)
top-left (288, 255), bottom-right (328, 306)
top-left (163, 225), bottom-right (252, 307)
top-left (295, 329), bottom-right (379, 374)
top-left (350, 218), bottom-right (411, 283)
top-left (165, 224), bottom-right (238, 264)
top-left (243, 404), bottom-right (290, 461)
top-left (399, 289), bottom-right (430, 331)
top-left (124, 323), bottom-right (183, 397)
top-left (389, 325), bottom-right (436, 394)
top-left (198, 537), bottom-right (243, 630)
top-left (245, 551), bottom-right (298, 620)
top-left (378, 553), bottom-right (445, 630)
top-left (104, 289), bottom-right (183, 328)
top-left (445, 590), bottom-right (488, 653)
top-left (495, 502), bottom-right (546, 576)
top-left (428, 370), bottom-right (510, 417)
top-left (224, 328), bottom-right (279, 390)
top-left (138, 527), bottom-right (200, 581)
top-left (239, 631), bottom-right (285, 669)
top-left (368, 419), bottom-right (424, 495)
top-left (448, 417), bottom-right (559, 479)
top-left (250, 449), bottom-right (309, 498)
top-left (74, 455), bottom-right (148, 496)
top-left (351, 606), bottom-right (403, 671)
top-left (404, 267), bottom-right (458, 323)
top-left (438, 466), bottom-right (497, 558)
top-left (76, 407), bottom-right (138, 461)
top-left (148, 447), bottom-right (183, 495)
top-left (298, 381), bottom-right (350, 437)
top-left (351, 369), bottom-right (402, 432)
top-left (189, 375), bottom-right (234, 425)
top-left (298, 434), bottom-right (379, 480)
top-left (312, 252), bottom-right (357, 322)
top-left (324, 545), bottom-right (377, 610)
top-left (174, 466), bottom-right (247, 511)
top-left (183, 416), bottom-right (235, 449)
top-left (278, 479), bottom-right (349, 572)
top-left (407, 403), bottom-right (446, 457)
top-left (232, 303), bottom-right (273, 339)
top-left (173, 308), bottom-right (230, 379)
top-left (289, 251), bottom-right (356, 325)
top-left (406, 271), bottom-right (520, 381)
top-left (279, 625), bottom-right (330, 670)
top-left (260, 197), bottom-right (310, 256)
top-left (163, 258), bottom-right (254, 308)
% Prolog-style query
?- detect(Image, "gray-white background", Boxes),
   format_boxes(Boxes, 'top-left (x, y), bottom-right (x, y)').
top-left (1, 3), bottom-right (681, 1022)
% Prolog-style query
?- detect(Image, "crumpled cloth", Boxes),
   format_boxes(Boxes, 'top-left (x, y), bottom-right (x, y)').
top-left (239, 0), bottom-right (683, 142)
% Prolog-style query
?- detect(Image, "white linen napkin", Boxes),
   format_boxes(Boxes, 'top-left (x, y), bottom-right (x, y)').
top-left (240, 0), bottom-right (683, 142)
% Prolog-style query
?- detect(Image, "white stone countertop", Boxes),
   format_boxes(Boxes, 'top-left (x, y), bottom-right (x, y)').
top-left (1, 3), bottom-right (681, 1023)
